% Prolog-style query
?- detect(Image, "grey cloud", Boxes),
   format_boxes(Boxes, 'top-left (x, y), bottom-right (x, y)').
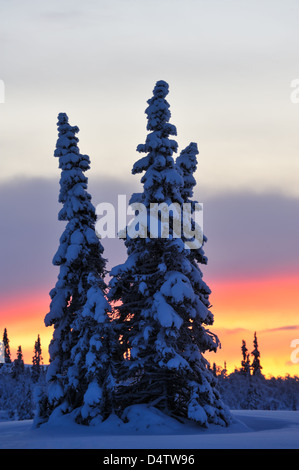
top-left (214, 328), bottom-right (249, 335)
top-left (0, 177), bottom-right (298, 296)
top-left (0, 176), bottom-right (135, 295)
top-left (261, 326), bottom-right (299, 334)
top-left (40, 11), bottom-right (83, 22)
top-left (0, 177), bottom-right (62, 295)
top-left (197, 189), bottom-right (299, 279)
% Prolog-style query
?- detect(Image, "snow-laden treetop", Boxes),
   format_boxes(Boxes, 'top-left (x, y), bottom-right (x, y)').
top-left (54, 113), bottom-right (95, 223)
top-left (54, 113), bottom-right (90, 171)
top-left (132, 80), bottom-right (183, 206)
top-left (144, 80), bottom-right (176, 134)
top-left (176, 142), bottom-right (199, 202)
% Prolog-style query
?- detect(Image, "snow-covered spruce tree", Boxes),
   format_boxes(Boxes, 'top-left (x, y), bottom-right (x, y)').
top-left (67, 272), bottom-right (118, 425)
top-left (12, 346), bottom-right (25, 378)
top-left (14, 375), bottom-right (34, 420)
top-left (175, 141), bottom-right (230, 422)
top-left (109, 81), bottom-right (231, 427)
top-left (175, 142), bottom-right (198, 204)
top-left (39, 113), bottom-right (109, 423)
top-left (175, 142), bottom-right (212, 322)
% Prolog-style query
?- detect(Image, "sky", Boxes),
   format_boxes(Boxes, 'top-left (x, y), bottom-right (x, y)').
top-left (0, 0), bottom-right (299, 377)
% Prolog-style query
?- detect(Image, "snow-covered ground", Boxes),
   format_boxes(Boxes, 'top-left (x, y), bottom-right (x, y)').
top-left (0, 406), bottom-right (298, 449)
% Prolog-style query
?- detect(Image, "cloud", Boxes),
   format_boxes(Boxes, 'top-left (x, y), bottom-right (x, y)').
top-left (0, 176), bottom-right (136, 296)
top-left (1, 0), bottom-right (299, 199)
top-left (261, 325), bottom-right (299, 334)
top-left (213, 327), bottom-right (250, 336)
top-left (40, 10), bottom-right (83, 23)
top-left (197, 189), bottom-right (299, 279)
top-left (0, 177), bottom-right (298, 297)
top-left (0, 177), bottom-right (61, 296)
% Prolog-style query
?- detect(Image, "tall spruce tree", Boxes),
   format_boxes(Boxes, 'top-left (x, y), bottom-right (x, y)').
top-left (3, 328), bottom-right (11, 364)
top-left (109, 81), bottom-right (231, 426)
top-left (32, 335), bottom-right (43, 383)
top-left (251, 331), bottom-right (262, 376)
top-left (241, 340), bottom-right (251, 376)
top-left (41, 113), bottom-right (109, 422)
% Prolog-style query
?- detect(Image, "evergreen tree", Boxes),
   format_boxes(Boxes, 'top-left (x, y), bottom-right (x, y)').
top-left (176, 138), bottom-right (228, 420)
top-left (40, 113), bottom-right (108, 423)
top-left (175, 142), bottom-right (198, 203)
top-left (67, 273), bottom-right (117, 425)
top-left (221, 361), bottom-right (228, 379)
top-left (15, 378), bottom-right (34, 420)
top-left (3, 328), bottom-right (11, 364)
top-left (12, 346), bottom-right (25, 378)
top-left (109, 80), bottom-right (231, 427)
top-left (175, 141), bottom-right (207, 254)
top-left (175, 142), bottom-right (212, 322)
top-left (32, 335), bottom-right (43, 383)
top-left (241, 340), bottom-right (251, 376)
top-left (251, 331), bottom-right (262, 376)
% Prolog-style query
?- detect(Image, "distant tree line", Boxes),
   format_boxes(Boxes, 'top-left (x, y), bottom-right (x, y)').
top-left (1, 328), bottom-right (298, 421)
top-left (0, 328), bottom-right (46, 420)
top-left (1, 328), bottom-right (44, 378)
top-left (209, 332), bottom-right (299, 411)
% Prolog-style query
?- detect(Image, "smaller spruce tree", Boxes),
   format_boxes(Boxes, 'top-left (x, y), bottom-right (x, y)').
top-left (241, 340), bottom-right (251, 376)
top-left (12, 346), bottom-right (25, 378)
top-left (221, 361), bottom-right (228, 379)
top-left (251, 332), bottom-right (262, 376)
top-left (3, 328), bottom-right (11, 364)
top-left (32, 335), bottom-right (43, 383)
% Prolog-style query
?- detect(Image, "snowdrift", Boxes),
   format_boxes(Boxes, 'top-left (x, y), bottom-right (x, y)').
top-left (0, 406), bottom-right (298, 449)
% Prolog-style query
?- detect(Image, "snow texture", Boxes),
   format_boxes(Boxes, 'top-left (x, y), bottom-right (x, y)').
top-left (0, 408), bottom-right (298, 449)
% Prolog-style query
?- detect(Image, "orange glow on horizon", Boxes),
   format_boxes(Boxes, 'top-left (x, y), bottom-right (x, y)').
top-left (205, 275), bottom-right (299, 377)
top-left (208, 275), bottom-right (299, 330)
top-left (0, 274), bottom-right (298, 378)
top-left (0, 289), bottom-right (53, 365)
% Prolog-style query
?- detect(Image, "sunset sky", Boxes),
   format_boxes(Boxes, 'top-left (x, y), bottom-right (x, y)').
top-left (0, 0), bottom-right (299, 378)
